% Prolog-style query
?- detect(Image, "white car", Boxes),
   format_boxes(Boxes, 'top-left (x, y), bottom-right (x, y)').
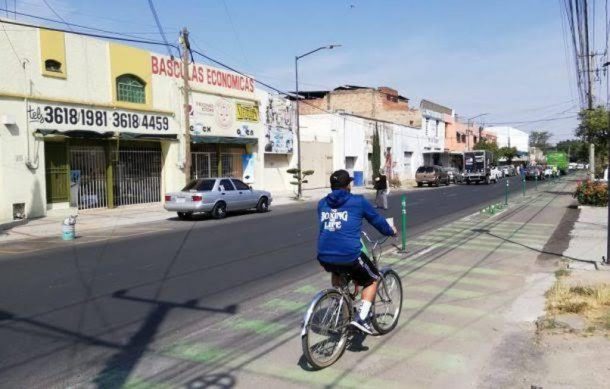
top-left (490, 167), bottom-right (502, 183)
top-left (576, 163), bottom-right (585, 169)
top-left (544, 167), bottom-right (553, 177)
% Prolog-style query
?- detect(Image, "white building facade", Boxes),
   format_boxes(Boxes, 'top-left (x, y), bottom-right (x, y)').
top-left (485, 126), bottom-right (529, 153)
top-left (0, 21), bottom-right (296, 225)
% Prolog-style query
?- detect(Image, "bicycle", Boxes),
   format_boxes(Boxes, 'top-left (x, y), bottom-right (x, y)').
top-left (300, 232), bottom-right (403, 369)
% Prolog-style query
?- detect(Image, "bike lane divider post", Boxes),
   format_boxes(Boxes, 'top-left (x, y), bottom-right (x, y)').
top-left (401, 194), bottom-right (407, 252)
top-left (522, 176), bottom-right (526, 196)
top-left (505, 178), bottom-right (509, 206)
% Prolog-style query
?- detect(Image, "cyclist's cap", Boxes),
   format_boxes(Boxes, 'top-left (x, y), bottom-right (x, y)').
top-left (330, 169), bottom-right (353, 189)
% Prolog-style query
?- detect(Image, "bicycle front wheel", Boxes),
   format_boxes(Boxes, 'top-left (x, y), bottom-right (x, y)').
top-left (301, 290), bottom-right (351, 369)
top-left (372, 269), bottom-right (403, 334)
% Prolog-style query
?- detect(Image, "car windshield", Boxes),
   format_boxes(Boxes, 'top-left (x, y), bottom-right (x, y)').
top-left (182, 179), bottom-right (215, 191)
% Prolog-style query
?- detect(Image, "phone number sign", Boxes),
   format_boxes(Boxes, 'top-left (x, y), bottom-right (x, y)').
top-left (27, 103), bottom-right (177, 134)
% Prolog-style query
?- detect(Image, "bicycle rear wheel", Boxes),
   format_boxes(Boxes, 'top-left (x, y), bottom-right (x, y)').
top-left (371, 269), bottom-right (403, 334)
top-left (301, 290), bottom-right (351, 369)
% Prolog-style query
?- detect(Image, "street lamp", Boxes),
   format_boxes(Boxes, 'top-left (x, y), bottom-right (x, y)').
top-left (295, 44), bottom-right (341, 199)
top-left (600, 62), bottom-right (610, 264)
top-left (466, 113), bottom-right (488, 150)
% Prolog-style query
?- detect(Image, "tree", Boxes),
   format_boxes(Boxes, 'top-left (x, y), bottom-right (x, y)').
top-left (372, 126), bottom-right (381, 180)
top-left (529, 130), bottom-right (552, 151)
top-left (576, 106), bottom-right (609, 166)
top-left (498, 146), bottom-right (518, 164)
top-left (556, 139), bottom-right (588, 162)
top-left (473, 138), bottom-right (499, 164)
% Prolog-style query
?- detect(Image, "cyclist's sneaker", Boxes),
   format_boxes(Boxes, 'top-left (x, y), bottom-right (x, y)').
top-left (350, 318), bottom-right (373, 335)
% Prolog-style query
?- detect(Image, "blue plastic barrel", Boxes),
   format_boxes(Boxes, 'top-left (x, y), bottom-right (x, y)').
top-left (353, 171), bottom-right (364, 186)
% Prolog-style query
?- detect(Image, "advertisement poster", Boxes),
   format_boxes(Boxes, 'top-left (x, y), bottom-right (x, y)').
top-left (264, 95), bottom-right (295, 154)
top-left (189, 93), bottom-right (259, 139)
top-left (242, 154), bottom-right (255, 183)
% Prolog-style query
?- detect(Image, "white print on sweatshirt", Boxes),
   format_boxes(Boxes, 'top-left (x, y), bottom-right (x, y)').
top-left (320, 209), bottom-right (349, 232)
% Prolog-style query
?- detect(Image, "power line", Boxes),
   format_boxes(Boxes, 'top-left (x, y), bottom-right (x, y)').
top-left (0, 14), bottom-right (180, 50)
top-left (146, 0), bottom-right (174, 58)
top-left (221, 0), bottom-right (250, 67)
top-left (41, 0), bottom-right (73, 32)
top-left (486, 115), bottom-right (578, 126)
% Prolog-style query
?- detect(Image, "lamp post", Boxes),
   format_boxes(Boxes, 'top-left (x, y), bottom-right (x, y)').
top-left (294, 44), bottom-right (341, 199)
top-left (466, 113), bottom-right (488, 150)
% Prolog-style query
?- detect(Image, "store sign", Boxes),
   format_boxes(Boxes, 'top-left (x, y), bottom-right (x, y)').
top-left (263, 95), bottom-right (295, 154)
top-left (189, 93), bottom-right (259, 139)
top-left (151, 54), bottom-right (255, 99)
top-left (235, 103), bottom-right (259, 122)
top-left (27, 102), bottom-right (177, 134)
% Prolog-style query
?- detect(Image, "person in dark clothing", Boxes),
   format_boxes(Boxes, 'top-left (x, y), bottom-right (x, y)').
top-left (374, 170), bottom-right (388, 209)
top-left (317, 169), bottom-right (396, 334)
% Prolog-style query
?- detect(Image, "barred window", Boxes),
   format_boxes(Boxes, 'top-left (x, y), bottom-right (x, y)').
top-left (116, 74), bottom-right (145, 104)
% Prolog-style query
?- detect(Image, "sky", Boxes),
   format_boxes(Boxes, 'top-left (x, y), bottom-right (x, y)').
top-left (3, 0), bottom-right (606, 143)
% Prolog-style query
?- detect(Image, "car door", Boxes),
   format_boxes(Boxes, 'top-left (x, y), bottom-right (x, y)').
top-left (232, 179), bottom-right (257, 208)
top-left (218, 179), bottom-right (240, 210)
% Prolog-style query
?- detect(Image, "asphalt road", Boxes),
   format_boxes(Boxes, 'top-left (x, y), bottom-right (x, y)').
top-left (0, 175), bottom-right (542, 387)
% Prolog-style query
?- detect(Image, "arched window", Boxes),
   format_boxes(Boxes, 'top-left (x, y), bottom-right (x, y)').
top-left (116, 74), bottom-right (146, 104)
top-left (45, 59), bottom-right (62, 73)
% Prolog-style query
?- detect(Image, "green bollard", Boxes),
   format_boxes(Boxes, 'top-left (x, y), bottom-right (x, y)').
top-left (401, 194), bottom-right (407, 252)
top-left (522, 176), bottom-right (526, 196)
top-left (505, 178), bottom-right (509, 206)
top-left (535, 174), bottom-right (538, 190)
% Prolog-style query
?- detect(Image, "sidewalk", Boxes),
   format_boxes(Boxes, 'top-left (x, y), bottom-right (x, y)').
top-left (0, 185), bottom-right (383, 244)
top-left (59, 175), bottom-right (606, 388)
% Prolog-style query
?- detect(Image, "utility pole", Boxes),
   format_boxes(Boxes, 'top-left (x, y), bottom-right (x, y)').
top-left (180, 28), bottom-right (192, 184)
top-left (589, 143), bottom-right (595, 180)
top-left (584, 0), bottom-right (593, 109)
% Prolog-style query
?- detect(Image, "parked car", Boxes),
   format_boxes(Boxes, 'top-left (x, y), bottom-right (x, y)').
top-left (576, 163), bottom-right (585, 170)
top-left (525, 166), bottom-right (543, 181)
top-left (416, 165), bottom-right (450, 187)
top-left (489, 166), bottom-right (502, 183)
top-left (444, 167), bottom-right (463, 184)
top-left (500, 165), bottom-right (515, 177)
top-left (164, 177), bottom-right (272, 219)
top-left (543, 167), bottom-right (553, 178)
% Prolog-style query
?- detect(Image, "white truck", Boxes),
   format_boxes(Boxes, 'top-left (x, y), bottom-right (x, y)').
top-left (463, 150), bottom-right (499, 185)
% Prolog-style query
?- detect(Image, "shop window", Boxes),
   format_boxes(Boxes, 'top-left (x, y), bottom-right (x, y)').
top-left (45, 59), bottom-right (62, 73)
top-left (116, 74), bottom-right (146, 104)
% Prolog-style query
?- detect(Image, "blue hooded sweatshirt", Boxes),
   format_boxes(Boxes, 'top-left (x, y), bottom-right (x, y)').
top-left (317, 189), bottom-right (394, 264)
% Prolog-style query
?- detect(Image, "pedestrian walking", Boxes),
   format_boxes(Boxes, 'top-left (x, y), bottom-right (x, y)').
top-left (374, 170), bottom-right (388, 209)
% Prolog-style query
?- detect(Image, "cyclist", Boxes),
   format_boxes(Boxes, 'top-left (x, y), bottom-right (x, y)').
top-left (317, 169), bottom-right (396, 334)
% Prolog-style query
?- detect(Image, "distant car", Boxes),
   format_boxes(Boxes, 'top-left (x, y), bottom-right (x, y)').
top-left (501, 165), bottom-right (515, 177)
top-left (544, 167), bottom-right (553, 177)
top-left (444, 167), bottom-right (463, 184)
top-left (569, 162), bottom-right (577, 170)
top-left (164, 177), bottom-right (272, 219)
top-left (525, 166), bottom-right (543, 181)
top-left (576, 163), bottom-right (585, 170)
top-left (489, 166), bottom-right (501, 182)
top-left (416, 165), bottom-right (450, 187)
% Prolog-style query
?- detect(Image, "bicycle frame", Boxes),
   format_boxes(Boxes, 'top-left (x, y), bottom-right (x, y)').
top-left (301, 287), bottom-right (355, 336)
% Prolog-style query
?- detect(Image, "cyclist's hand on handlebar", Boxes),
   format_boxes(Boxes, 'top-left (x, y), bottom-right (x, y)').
top-left (391, 226), bottom-right (398, 237)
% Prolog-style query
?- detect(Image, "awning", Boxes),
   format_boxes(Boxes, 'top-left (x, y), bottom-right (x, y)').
top-left (191, 136), bottom-right (258, 145)
top-left (35, 129), bottom-right (178, 141)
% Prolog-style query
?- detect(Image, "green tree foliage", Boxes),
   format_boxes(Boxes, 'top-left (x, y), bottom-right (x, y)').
top-left (498, 146), bottom-right (518, 164)
top-left (555, 139), bottom-right (589, 162)
top-left (529, 130), bottom-right (552, 151)
top-left (372, 127), bottom-right (381, 180)
top-left (576, 106), bottom-right (609, 166)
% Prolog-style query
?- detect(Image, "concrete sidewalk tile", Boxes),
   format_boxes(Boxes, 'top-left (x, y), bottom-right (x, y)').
top-left (375, 345), bottom-right (467, 371)
top-left (402, 298), bottom-right (489, 317)
top-left (407, 283), bottom-right (488, 300)
top-left (393, 259), bottom-right (510, 276)
top-left (404, 269), bottom-right (511, 290)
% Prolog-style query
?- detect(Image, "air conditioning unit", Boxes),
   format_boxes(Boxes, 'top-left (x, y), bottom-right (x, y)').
top-left (2, 115), bottom-right (16, 125)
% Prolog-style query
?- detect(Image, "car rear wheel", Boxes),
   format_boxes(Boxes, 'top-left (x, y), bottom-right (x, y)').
top-left (417, 182), bottom-right (423, 187)
top-left (177, 212), bottom-right (192, 220)
top-left (256, 197), bottom-right (269, 213)
top-left (212, 202), bottom-right (227, 219)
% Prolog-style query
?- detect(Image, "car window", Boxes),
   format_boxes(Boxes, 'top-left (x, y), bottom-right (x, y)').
top-left (196, 179), bottom-right (216, 191)
top-left (232, 179), bottom-right (250, 190)
top-left (182, 180), bottom-right (199, 191)
top-left (425, 167), bottom-right (434, 173)
top-left (219, 179), bottom-right (235, 191)
top-left (416, 166), bottom-right (426, 173)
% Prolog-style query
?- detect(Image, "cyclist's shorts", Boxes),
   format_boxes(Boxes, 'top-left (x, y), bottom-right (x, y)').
top-left (319, 254), bottom-right (380, 288)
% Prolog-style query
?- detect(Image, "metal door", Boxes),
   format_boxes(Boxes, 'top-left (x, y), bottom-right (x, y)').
top-left (113, 143), bottom-right (162, 206)
top-left (192, 152), bottom-right (214, 179)
top-left (45, 142), bottom-right (70, 203)
top-left (69, 145), bottom-right (107, 209)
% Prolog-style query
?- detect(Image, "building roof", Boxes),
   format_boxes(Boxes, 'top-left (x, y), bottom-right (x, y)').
top-left (420, 99), bottom-right (452, 115)
top-left (290, 85), bottom-right (409, 102)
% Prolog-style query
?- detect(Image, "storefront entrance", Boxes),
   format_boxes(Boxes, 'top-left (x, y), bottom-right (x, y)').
top-left (69, 145), bottom-right (108, 209)
top-left (191, 144), bottom-right (245, 179)
top-left (44, 142), bottom-right (70, 204)
top-left (113, 143), bottom-right (162, 206)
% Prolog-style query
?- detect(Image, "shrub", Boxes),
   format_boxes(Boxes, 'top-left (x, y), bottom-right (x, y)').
top-left (573, 180), bottom-right (608, 206)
